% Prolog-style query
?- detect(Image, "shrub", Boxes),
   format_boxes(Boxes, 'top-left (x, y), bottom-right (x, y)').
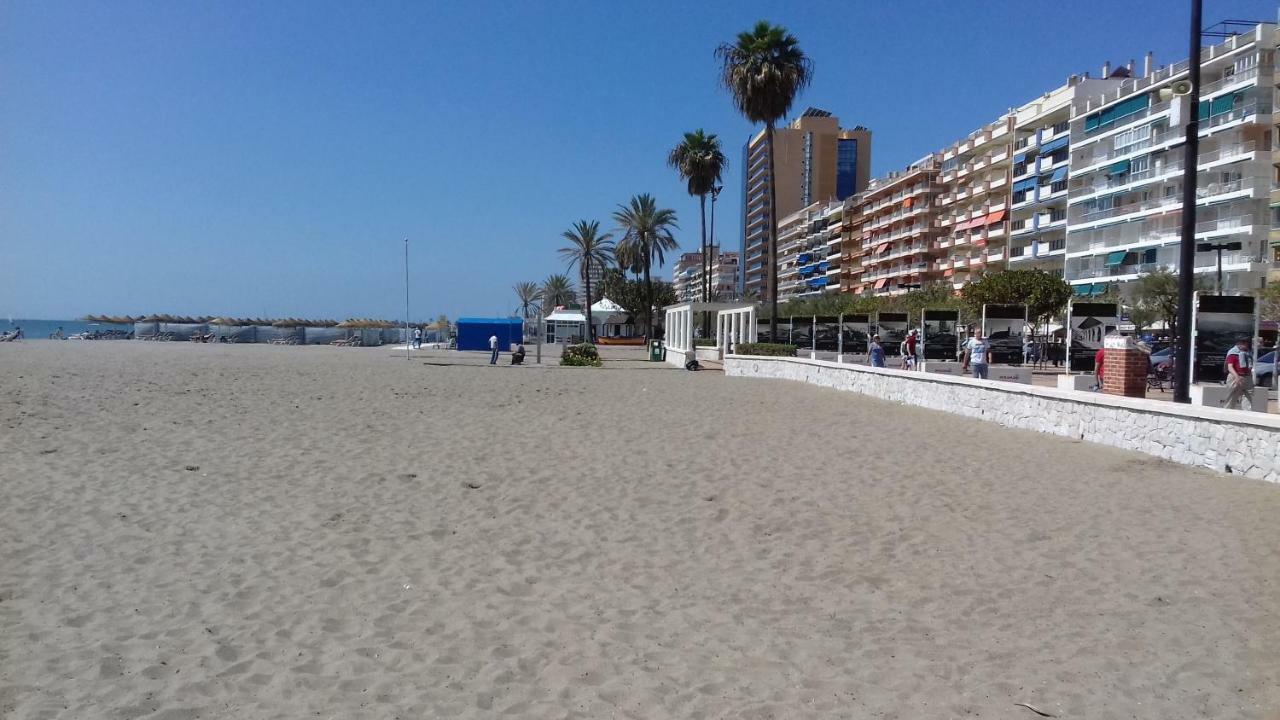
top-left (694, 338), bottom-right (719, 347)
top-left (560, 343), bottom-right (602, 367)
top-left (733, 343), bottom-right (798, 357)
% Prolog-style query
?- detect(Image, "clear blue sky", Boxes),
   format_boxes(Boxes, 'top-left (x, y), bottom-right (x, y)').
top-left (3, 0), bottom-right (1276, 320)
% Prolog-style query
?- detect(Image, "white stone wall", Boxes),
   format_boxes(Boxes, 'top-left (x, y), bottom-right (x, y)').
top-left (724, 354), bottom-right (1280, 483)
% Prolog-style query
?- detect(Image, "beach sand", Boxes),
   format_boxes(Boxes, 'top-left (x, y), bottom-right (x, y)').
top-left (2, 341), bottom-right (1278, 719)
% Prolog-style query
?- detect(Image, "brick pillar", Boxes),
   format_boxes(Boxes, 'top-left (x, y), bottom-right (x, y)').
top-left (1102, 335), bottom-right (1146, 398)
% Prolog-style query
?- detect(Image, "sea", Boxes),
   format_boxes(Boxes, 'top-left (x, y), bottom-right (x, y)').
top-left (2, 318), bottom-right (133, 339)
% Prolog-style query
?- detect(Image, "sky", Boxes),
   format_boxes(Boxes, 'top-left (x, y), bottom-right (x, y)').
top-left (3, 0), bottom-right (1278, 320)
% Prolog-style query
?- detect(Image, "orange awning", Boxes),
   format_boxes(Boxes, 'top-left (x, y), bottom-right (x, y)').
top-left (903, 197), bottom-right (915, 209)
top-left (974, 238), bottom-right (988, 247)
top-left (876, 242), bottom-right (892, 255)
top-left (943, 269), bottom-right (955, 278)
top-left (984, 209), bottom-right (1007, 225)
top-left (874, 278), bottom-right (888, 289)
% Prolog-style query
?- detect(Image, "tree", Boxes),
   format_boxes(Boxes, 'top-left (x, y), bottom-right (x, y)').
top-left (717, 21), bottom-right (812, 340)
top-left (513, 281), bottom-right (540, 320)
top-left (960, 269), bottom-right (1071, 331)
top-left (1254, 282), bottom-right (1280, 323)
top-left (613, 194), bottom-right (679, 338)
top-left (1125, 270), bottom-right (1207, 338)
top-left (667, 129), bottom-right (727, 303)
top-left (558, 220), bottom-right (615, 341)
top-left (541, 274), bottom-right (576, 311)
top-left (599, 268), bottom-right (676, 333)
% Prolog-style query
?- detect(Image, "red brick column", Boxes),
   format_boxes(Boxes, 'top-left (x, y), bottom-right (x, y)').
top-left (1102, 336), bottom-right (1146, 398)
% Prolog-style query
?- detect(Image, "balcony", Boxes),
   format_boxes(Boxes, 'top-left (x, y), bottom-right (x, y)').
top-left (1074, 177), bottom-right (1265, 227)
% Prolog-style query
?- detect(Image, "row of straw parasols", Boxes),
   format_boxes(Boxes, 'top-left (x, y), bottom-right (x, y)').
top-left (83, 314), bottom-right (401, 329)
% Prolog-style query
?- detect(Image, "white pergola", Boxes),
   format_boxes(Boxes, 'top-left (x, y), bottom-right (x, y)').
top-left (717, 305), bottom-right (757, 355)
top-left (663, 301), bottom-right (755, 366)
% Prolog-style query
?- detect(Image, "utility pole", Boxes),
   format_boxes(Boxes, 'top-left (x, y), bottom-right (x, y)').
top-left (1173, 0), bottom-right (1202, 404)
top-left (1197, 241), bottom-right (1242, 295)
top-left (404, 238), bottom-right (410, 361)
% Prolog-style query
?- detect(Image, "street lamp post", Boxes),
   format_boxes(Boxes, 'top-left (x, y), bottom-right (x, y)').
top-left (1173, 0), bottom-right (1203, 404)
top-left (709, 185), bottom-right (723, 302)
top-left (1196, 241), bottom-right (1243, 295)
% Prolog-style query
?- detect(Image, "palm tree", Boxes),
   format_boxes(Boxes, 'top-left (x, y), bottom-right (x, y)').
top-left (558, 220), bottom-right (615, 342)
top-left (541, 274), bottom-right (576, 311)
top-left (717, 20), bottom-right (812, 339)
top-left (513, 281), bottom-right (540, 320)
top-left (615, 241), bottom-right (645, 278)
top-left (667, 130), bottom-right (726, 303)
top-left (613, 194), bottom-right (678, 339)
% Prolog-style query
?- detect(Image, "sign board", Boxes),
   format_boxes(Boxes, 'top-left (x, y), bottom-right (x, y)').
top-left (1067, 301), bottom-right (1119, 373)
top-left (814, 316), bottom-right (840, 352)
top-left (982, 304), bottom-right (1027, 365)
top-left (876, 313), bottom-right (909, 357)
top-left (840, 314), bottom-right (870, 354)
top-left (1192, 294), bottom-right (1256, 384)
top-left (922, 309), bottom-right (960, 361)
top-left (790, 315), bottom-right (813, 350)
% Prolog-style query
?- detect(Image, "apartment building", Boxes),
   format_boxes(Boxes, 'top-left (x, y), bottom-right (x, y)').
top-left (671, 250), bottom-right (741, 301)
top-left (1064, 25), bottom-right (1276, 295)
top-left (1007, 74), bottom-right (1128, 274)
top-left (776, 201), bottom-right (845, 300)
top-left (741, 109), bottom-right (872, 298)
top-left (842, 156), bottom-right (945, 296)
top-left (935, 116), bottom-right (1016, 291)
top-left (671, 252), bottom-right (703, 302)
top-left (707, 250), bottom-right (741, 300)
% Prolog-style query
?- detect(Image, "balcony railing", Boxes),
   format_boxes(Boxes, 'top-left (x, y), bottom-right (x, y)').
top-left (1075, 177), bottom-right (1263, 224)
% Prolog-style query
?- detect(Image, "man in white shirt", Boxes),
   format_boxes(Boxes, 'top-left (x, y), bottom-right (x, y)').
top-left (489, 334), bottom-right (499, 365)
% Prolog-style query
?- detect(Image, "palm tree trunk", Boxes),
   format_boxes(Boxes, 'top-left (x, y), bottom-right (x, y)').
top-left (766, 122), bottom-right (779, 340)
top-left (584, 260), bottom-right (594, 343)
top-left (643, 253), bottom-right (653, 340)
top-left (699, 192), bottom-right (709, 337)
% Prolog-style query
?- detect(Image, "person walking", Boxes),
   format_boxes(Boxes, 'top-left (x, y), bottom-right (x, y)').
top-left (489, 334), bottom-right (499, 365)
top-left (902, 329), bottom-right (919, 370)
top-left (1093, 346), bottom-right (1106, 391)
top-left (1022, 337), bottom-right (1034, 367)
top-left (412, 326), bottom-right (422, 350)
top-left (966, 331), bottom-right (991, 379)
top-left (1223, 337), bottom-right (1255, 410)
top-left (869, 334), bottom-right (886, 368)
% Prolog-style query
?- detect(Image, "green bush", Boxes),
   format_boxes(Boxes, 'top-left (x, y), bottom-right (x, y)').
top-left (560, 343), bottom-right (602, 367)
top-left (694, 338), bottom-right (719, 347)
top-left (733, 343), bottom-right (798, 357)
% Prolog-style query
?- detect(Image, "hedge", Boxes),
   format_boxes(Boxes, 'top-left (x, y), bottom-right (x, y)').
top-left (560, 343), bottom-right (603, 367)
top-left (732, 343), bottom-right (798, 357)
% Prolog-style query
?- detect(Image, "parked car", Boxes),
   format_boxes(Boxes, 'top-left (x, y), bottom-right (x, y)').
top-left (1255, 351), bottom-right (1275, 387)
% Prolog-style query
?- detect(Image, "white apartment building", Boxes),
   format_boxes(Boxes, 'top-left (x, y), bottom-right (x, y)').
top-left (707, 251), bottom-right (741, 300)
top-left (936, 116), bottom-right (1015, 290)
top-left (1007, 74), bottom-right (1127, 274)
top-left (671, 252), bottom-right (702, 302)
top-left (1064, 25), bottom-right (1276, 295)
top-left (843, 156), bottom-right (944, 296)
top-left (777, 200), bottom-right (844, 300)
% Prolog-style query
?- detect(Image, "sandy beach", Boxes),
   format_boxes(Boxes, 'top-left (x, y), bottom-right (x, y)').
top-left (2, 341), bottom-right (1279, 719)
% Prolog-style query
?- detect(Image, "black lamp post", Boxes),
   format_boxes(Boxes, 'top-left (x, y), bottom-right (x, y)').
top-left (1173, 0), bottom-right (1203, 404)
top-left (709, 185), bottom-right (723, 301)
top-left (1196, 241), bottom-right (1243, 295)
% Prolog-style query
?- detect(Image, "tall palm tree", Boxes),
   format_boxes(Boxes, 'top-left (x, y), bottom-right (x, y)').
top-left (513, 281), bottom-right (540, 320)
top-left (717, 21), bottom-right (812, 339)
top-left (558, 220), bottom-right (615, 342)
top-left (613, 194), bottom-right (678, 339)
top-left (667, 130), bottom-right (726, 303)
top-left (541, 274), bottom-right (576, 311)
top-left (615, 241), bottom-right (645, 278)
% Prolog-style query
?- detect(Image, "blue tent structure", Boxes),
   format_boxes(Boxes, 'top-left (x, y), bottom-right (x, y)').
top-left (456, 317), bottom-right (523, 351)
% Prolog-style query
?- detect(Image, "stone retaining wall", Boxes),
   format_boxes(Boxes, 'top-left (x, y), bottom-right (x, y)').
top-left (724, 354), bottom-right (1280, 483)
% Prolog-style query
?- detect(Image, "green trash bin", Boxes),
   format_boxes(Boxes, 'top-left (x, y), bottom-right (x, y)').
top-left (649, 339), bottom-right (665, 362)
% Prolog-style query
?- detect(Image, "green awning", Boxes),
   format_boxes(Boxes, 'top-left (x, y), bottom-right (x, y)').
top-left (1105, 250), bottom-right (1129, 266)
top-left (1073, 285), bottom-right (1092, 296)
top-left (1107, 159), bottom-right (1131, 176)
top-left (1091, 283), bottom-right (1110, 296)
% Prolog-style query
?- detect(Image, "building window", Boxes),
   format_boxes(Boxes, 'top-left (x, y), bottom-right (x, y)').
top-left (1051, 179), bottom-right (1068, 193)
top-left (1052, 120), bottom-right (1070, 134)
top-left (836, 138), bottom-right (859, 200)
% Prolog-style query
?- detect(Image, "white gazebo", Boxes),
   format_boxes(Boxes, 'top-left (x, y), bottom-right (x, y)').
top-left (590, 297), bottom-right (634, 339)
top-left (662, 301), bottom-right (756, 367)
top-left (543, 307), bottom-right (587, 344)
